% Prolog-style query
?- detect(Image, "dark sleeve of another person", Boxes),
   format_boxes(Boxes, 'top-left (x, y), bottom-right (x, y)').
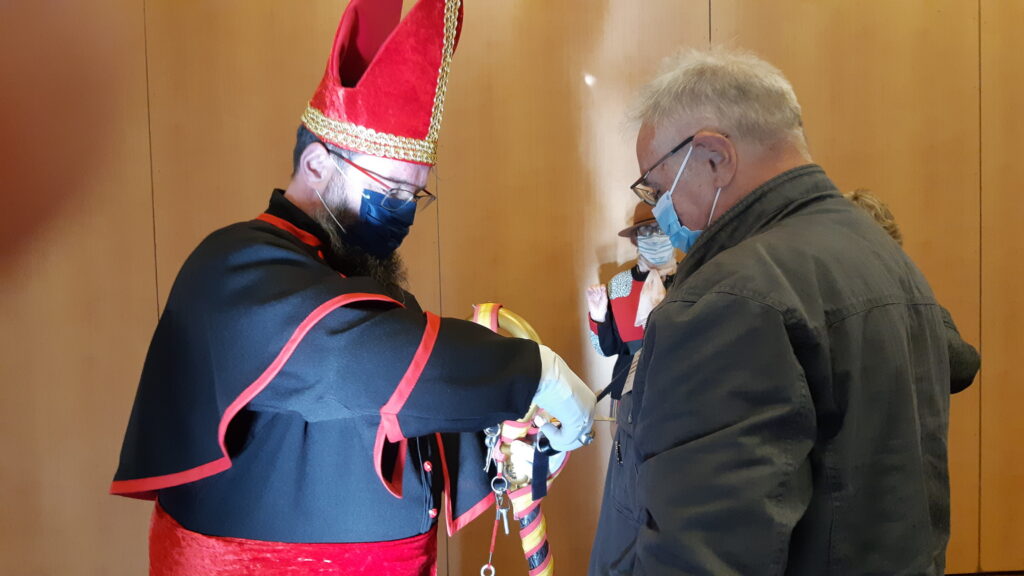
top-left (940, 305), bottom-right (980, 394)
top-left (595, 303), bottom-right (630, 357)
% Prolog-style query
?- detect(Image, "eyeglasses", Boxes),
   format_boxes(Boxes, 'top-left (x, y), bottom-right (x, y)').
top-left (630, 135), bottom-right (695, 205)
top-left (634, 223), bottom-right (662, 238)
top-left (333, 153), bottom-right (436, 212)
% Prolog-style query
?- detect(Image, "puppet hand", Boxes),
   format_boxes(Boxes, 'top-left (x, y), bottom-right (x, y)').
top-left (586, 284), bottom-right (608, 323)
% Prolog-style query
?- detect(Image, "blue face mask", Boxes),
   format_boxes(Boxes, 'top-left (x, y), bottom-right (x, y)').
top-left (636, 233), bottom-right (674, 265)
top-left (651, 146), bottom-right (721, 253)
top-left (345, 189), bottom-right (416, 258)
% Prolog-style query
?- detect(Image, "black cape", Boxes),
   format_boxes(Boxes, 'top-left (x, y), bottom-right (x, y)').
top-left (112, 191), bottom-right (540, 543)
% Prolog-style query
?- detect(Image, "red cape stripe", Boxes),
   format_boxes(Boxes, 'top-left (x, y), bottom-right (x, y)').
top-left (437, 432), bottom-right (496, 537)
top-left (374, 312), bottom-right (441, 497)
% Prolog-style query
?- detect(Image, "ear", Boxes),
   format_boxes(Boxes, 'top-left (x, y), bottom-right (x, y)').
top-left (297, 142), bottom-right (337, 190)
top-left (692, 131), bottom-right (737, 189)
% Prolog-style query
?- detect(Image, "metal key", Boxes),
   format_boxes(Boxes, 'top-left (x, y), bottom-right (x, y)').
top-left (491, 476), bottom-right (510, 536)
top-left (482, 425), bottom-right (501, 473)
top-left (497, 504), bottom-right (510, 535)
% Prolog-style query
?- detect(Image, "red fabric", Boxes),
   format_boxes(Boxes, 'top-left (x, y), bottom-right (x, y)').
top-left (150, 503), bottom-right (437, 576)
top-left (610, 279), bottom-right (646, 343)
top-left (306, 0), bottom-right (464, 165)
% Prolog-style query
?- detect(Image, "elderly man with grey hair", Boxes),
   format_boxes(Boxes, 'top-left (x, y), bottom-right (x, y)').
top-left (589, 48), bottom-right (950, 575)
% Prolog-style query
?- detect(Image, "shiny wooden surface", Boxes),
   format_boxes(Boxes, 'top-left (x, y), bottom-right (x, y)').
top-left (0, 1), bottom-right (155, 574)
top-left (436, 2), bottom-right (709, 573)
top-left (713, 1), bottom-right (982, 571)
top-left (980, 0), bottom-right (1024, 570)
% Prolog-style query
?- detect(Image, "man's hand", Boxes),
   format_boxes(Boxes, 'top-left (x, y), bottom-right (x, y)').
top-left (586, 284), bottom-right (609, 323)
top-left (531, 345), bottom-right (596, 452)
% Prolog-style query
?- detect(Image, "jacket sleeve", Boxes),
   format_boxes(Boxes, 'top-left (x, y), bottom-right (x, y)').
top-left (939, 305), bottom-right (980, 394)
top-left (199, 229), bottom-right (542, 435)
top-left (249, 302), bottom-right (540, 436)
top-left (631, 292), bottom-right (816, 575)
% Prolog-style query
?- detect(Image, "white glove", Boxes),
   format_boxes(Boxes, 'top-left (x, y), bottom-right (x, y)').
top-left (531, 344), bottom-right (596, 452)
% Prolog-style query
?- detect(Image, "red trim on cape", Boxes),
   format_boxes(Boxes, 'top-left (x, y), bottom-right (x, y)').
top-left (373, 312), bottom-right (442, 498)
top-left (256, 213), bottom-right (323, 248)
top-left (110, 292), bottom-right (402, 497)
top-left (436, 432), bottom-right (495, 537)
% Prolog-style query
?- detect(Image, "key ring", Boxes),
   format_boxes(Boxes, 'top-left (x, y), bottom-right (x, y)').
top-left (480, 564), bottom-right (495, 576)
top-left (491, 475), bottom-right (509, 494)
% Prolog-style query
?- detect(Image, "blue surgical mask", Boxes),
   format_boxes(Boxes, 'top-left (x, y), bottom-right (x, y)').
top-left (652, 146), bottom-right (722, 253)
top-left (345, 189), bottom-right (416, 257)
top-left (637, 233), bottom-right (674, 265)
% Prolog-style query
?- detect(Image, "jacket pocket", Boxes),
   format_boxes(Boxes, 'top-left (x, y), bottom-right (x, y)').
top-left (609, 392), bottom-right (643, 523)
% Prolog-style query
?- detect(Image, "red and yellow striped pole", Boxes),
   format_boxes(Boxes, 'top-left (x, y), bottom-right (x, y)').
top-left (471, 303), bottom-right (563, 576)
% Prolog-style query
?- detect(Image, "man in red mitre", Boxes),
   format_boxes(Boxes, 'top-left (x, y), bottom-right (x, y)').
top-left (110, 1), bottom-right (596, 574)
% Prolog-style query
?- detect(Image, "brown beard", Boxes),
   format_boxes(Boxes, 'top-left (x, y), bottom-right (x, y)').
top-left (312, 204), bottom-right (409, 301)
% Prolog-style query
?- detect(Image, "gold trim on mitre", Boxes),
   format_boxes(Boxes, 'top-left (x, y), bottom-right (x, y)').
top-left (302, 0), bottom-right (461, 165)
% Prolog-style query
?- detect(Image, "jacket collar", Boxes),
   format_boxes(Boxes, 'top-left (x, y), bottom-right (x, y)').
top-left (263, 189), bottom-right (334, 249)
top-left (674, 164), bottom-right (840, 283)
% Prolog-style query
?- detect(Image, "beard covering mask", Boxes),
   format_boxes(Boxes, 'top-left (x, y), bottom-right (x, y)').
top-left (312, 184), bottom-right (409, 302)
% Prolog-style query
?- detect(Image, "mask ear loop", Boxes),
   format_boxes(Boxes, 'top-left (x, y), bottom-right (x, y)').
top-left (706, 187), bottom-right (723, 228)
top-left (316, 158), bottom-right (349, 234)
top-left (665, 145), bottom-right (695, 200)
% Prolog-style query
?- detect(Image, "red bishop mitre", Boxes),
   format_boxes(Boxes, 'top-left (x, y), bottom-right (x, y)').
top-left (301, 0), bottom-right (464, 166)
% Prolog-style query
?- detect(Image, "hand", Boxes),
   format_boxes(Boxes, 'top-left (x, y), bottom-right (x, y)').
top-left (586, 284), bottom-right (608, 323)
top-left (531, 345), bottom-right (596, 452)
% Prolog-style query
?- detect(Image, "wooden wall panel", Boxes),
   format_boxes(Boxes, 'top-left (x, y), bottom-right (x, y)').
top-left (0, 1), bottom-right (155, 574)
top-left (435, 2), bottom-right (709, 574)
top-left (712, 1), bottom-right (981, 572)
top-left (144, 0), bottom-right (440, 312)
top-left (980, 0), bottom-right (1024, 570)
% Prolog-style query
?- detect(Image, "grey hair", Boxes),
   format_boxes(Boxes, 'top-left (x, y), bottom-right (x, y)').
top-left (632, 47), bottom-right (806, 147)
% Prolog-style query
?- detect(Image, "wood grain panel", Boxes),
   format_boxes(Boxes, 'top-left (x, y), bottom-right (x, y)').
top-left (712, 1), bottom-right (981, 572)
top-left (0, 1), bottom-right (155, 574)
top-left (980, 0), bottom-right (1024, 570)
top-left (436, 2), bottom-right (709, 574)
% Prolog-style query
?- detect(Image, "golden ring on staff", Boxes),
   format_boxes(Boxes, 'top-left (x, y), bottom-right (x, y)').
top-left (471, 303), bottom-right (564, 576)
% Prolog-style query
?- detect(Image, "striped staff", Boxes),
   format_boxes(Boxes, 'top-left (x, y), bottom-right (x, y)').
top-left (471, 303), bottom-right (568, 576)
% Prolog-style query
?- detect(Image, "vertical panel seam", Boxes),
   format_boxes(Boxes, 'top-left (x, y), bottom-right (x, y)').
top-left (708, 0), bottom-right (713, 45)
top-left (142, 0), bottom-right (160, 322)
top-left (976, 0), bottom-right (983, 571)
top-left (435, 168), bottom-right (444, 317)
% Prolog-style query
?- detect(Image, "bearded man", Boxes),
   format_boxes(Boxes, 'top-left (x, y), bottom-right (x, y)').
top-left (111, 1), bottom-right (595, 574)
